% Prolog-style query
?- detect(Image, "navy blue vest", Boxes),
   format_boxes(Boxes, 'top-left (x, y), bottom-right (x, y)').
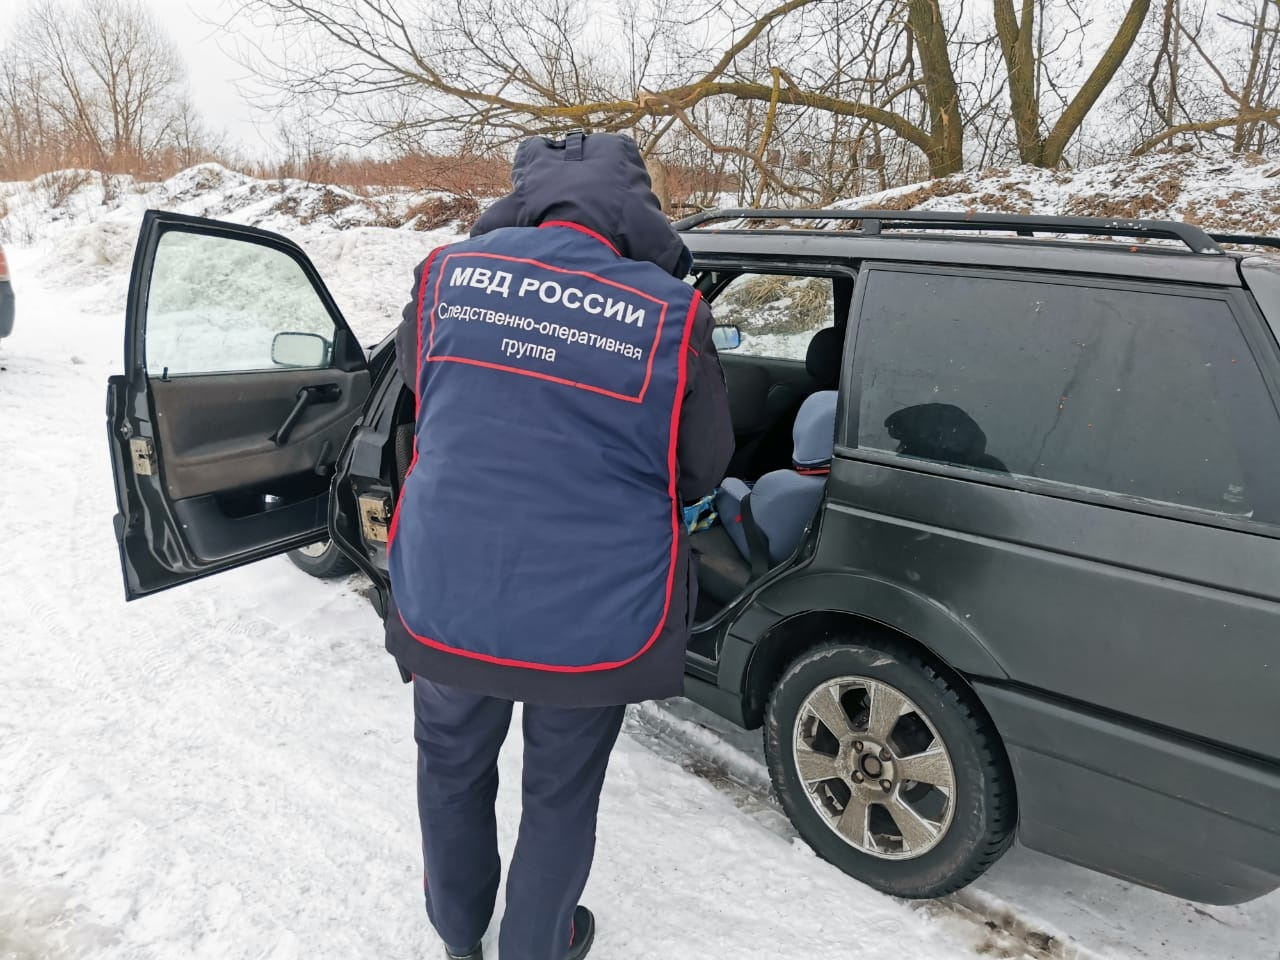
top-left (388, 223), bottom-right (699, 677)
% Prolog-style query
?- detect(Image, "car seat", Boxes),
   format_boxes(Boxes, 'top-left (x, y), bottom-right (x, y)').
top-left (805, 326), bottom-right (843, 389)
top-left (724, 325), bottom-right (844, 480)
top-left (716, 390), bottom-right (838, 575)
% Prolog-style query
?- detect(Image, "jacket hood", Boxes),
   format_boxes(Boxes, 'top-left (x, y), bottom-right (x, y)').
top-left (471, 132), bottom-right (693, 278)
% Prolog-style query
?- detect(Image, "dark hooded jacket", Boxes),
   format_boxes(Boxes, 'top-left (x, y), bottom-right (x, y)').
top-left (384, 132), bottom-right (733, 706)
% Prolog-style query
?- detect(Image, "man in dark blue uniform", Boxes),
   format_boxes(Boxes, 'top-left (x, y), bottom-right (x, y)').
top-left (385, 132), bottom-right (734, 960)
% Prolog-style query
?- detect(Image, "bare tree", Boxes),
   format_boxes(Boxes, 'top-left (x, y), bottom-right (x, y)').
top-left (0, 52), bottom-right (58, 174)
top-left (1131, 0), bottom-right (1280, 154)
top-left (233, 0), bottom-right (1180, 203)
top-left (0, 0), bottom-right (201, 178)
top-left (233, 0), bottom-right (971, 184)
top-left (993, 0), bottom-right (1151, 167)
top-left (1226, 0), bottom-right (1280, 152)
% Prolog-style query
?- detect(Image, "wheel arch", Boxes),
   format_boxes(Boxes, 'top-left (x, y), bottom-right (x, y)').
top-left (731, 571), bottom-right (1010, 729)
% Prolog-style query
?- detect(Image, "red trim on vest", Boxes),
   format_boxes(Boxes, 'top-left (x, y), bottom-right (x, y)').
top-left (427, 251), bottom-right (667, 404)
top-left (538, 220), bottom-right (621, 256)
top-left (794, 465), bottom-right (831, 476)
top-left (386, 247), bottom-right (443, 552)
top-left (395, 289), bottom-right (703, 674)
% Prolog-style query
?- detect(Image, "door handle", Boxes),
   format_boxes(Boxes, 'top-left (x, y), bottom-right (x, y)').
top-left (271, 383), bottom-right (341, 447)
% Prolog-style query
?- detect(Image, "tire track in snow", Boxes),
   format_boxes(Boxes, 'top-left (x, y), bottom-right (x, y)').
top-left (627, 702), bottom-right (1088, 960)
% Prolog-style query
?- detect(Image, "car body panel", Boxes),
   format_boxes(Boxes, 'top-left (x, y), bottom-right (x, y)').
top-left (0, 243), bottom-right (14, 339)
top-left (976, 681), bottom-right (1280, 905)
top-left (815, 457), bottom-right (1280, 761)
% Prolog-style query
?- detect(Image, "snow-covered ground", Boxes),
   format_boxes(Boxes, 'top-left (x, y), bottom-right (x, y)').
top-left (2, 159), bottom-right (1279, 960)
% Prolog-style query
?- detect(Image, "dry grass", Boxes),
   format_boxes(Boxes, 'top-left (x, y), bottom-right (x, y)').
top-left (37, 168), bottom-right (95, 208)
top-left (248, 152), bottom-right (512, 197)
top-left (0, 143), bottom-right (515, 197)
top-left (404, 194), bottom-right (482, 231)
top-left (721, 274), bottom-right (832, 334)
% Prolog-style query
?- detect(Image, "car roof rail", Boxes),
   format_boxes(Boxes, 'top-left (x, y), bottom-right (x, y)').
top-left (1209, 232), bottom-right (1280, 252)
top-left (673, 207), bottom-right (1226, 256)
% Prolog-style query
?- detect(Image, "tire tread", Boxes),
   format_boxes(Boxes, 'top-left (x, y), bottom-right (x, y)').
top-left (764, 639), bottom-right (1016, 898)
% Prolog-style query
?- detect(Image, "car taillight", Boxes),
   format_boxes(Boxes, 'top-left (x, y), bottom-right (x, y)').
top-left (0, 247), bottom-right (8, 282)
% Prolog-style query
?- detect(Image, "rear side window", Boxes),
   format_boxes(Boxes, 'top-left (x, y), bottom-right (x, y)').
top-left (854, 268), bottom-right (1280, 525)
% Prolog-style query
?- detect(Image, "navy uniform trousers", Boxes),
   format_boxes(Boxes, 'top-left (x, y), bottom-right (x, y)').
top-left (413, 676), bottom-right (626, 960)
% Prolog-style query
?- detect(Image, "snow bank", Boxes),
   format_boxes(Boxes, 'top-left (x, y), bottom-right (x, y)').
top-left (0, 164), bottom-right (470, 347)
top-left (2, 149), bottom-right (1275, 358)
top-left (837, 147), bottom-right (1280, 238)
top-left (702, 148), bottom-right (1280, 359)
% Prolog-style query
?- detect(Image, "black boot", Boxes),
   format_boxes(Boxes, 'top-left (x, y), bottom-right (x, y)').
top-left (444, 943), bottom-right (482, 960)
top-left (566, 906), bottom-right (595, 960)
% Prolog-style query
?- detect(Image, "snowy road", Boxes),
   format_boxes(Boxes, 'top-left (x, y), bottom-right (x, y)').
top-left (2, 229), bottom-right (1277, 960)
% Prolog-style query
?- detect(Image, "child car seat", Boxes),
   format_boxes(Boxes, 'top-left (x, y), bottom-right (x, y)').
top-left (716, 390), bottom-right (837, 575)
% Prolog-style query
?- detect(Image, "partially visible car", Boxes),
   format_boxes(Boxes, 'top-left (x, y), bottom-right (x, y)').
top-left (0, 244), bottom-right (14, 342)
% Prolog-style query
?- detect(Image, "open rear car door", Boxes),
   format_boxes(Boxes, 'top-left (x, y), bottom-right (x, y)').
top-left (107, 211), bottom-right (371, 599)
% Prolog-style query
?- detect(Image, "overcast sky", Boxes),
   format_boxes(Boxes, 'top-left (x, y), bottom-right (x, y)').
top-left (141, 0), bottom-right (272, 153)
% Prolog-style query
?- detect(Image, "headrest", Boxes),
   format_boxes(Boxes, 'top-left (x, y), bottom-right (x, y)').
top-left (792, 391), bottom-right (838, 470)
top-left (805, 326), bottom-right (843, 388)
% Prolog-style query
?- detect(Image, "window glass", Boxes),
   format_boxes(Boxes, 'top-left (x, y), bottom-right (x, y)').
top-left (146, 231), bottom-right (336, 376)
top-left (855, 269), bottom-right (1280, 523)
top-left (711, 273), bottom-right (834, 361)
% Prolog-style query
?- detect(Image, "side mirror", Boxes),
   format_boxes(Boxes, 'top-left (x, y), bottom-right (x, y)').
top-left (711, 324), bottom-right (742, 351)
top-left (271, 331), bottom-right (330, 368)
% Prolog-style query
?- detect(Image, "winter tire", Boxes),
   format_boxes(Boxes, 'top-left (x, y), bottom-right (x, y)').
top-left (287, 539), bottom-right (358, 579)
top-left (764, 640), bottom-right (1016, 898)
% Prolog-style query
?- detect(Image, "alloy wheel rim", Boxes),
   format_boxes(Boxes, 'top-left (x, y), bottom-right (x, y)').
top-left (792, 675), bottom-right (956, 860)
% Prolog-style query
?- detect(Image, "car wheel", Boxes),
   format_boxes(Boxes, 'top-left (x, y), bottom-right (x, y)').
top-left (287, 539), bottom-right (358, 579)
top-left (764, 641), bottom-right (1016, 898)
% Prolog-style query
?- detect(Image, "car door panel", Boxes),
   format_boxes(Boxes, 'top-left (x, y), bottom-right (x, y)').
top-left (107, 210), bottom-right (371, 599)
top-left (172, 492), bottom-right (330, 562)
top-left (150, 369), bottom-right (367, 500)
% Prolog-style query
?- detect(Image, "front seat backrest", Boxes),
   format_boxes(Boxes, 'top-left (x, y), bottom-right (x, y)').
top-left (717, 390), bottom-right (838, 568)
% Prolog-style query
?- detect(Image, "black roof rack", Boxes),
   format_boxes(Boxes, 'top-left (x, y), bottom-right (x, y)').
top-left (673, 207), bottom-right (1226, 256)
top-left (1209, 232), bottom-right (1280, 252)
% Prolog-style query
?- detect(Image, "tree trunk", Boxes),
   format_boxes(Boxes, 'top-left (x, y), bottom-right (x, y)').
top-left (1040, 0), bottom-right (1151, 167)
top-left (645, 154), bottom-right (670, 213)
top-left (906, 0), bottom-right (965, 176)
top-left (994, 0), bottom-right (1045, 165)
top-left (1234, 3), bottom-right (1268, 151)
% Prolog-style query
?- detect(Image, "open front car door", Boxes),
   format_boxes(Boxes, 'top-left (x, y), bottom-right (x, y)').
top-left (106, 210), bottom-right (371, 599)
